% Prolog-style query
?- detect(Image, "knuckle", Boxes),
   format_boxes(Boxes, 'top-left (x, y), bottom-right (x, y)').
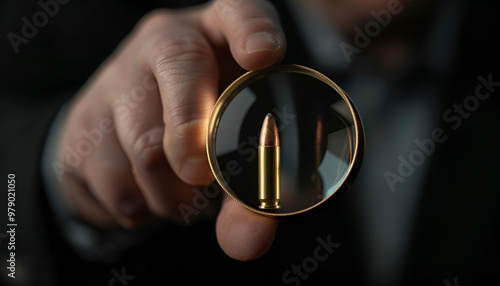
top-left (131, 146), bottom-right (165, 175)
top-left (213, 0), bottom-right (279, 25)
top-left (151, 35), bottom-right (212, 76)
top-left (217, 0), bottom-right (244, 8)
top-left (213, 0), bottom-right (245, 17)
top-left (136, 8), bottom-right (173, 34)
top-left (213, 0), bottom-right (238, 16)
top-left (130, 127), bottom-right (166, 173)
top-left (167, 104), bottom-right (207, 137)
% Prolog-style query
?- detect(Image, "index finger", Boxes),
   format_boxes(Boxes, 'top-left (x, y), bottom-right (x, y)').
top-left (151, 0), bottom-right (286, 185)
top-left (202, 0), bottom-right (286, 71)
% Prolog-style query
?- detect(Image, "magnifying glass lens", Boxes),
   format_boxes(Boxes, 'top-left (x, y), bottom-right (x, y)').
top-left (207, 65), bottom-right (364, 217)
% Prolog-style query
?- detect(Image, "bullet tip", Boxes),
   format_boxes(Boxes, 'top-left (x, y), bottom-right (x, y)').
top-left (260, 113), bottom-right (280, 147)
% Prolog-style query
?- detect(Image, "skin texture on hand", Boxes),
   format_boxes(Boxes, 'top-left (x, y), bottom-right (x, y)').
top-left (55, 0), bottom-right (286, 261)
top-left (216, 195), bottom-right (277, 261)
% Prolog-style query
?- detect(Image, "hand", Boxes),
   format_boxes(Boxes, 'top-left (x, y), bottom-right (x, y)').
top-left (55, 0), bottom-right (285, 261)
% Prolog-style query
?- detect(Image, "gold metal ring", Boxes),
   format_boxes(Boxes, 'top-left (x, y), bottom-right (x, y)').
top-left (206, 64), bottom-right (365, 217)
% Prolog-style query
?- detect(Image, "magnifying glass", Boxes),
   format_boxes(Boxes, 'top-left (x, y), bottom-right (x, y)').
top-left (206, 64), bottom-right (365, 218)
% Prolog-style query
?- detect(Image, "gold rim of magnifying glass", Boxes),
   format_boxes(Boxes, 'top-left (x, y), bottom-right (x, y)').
top-left (206, 64), bottom-right (365, 217)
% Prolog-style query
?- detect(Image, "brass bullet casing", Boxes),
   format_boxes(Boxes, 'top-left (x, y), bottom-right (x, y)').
top-left (258, 113), bottom-right (280, 209)
top-left (259, 146), bottom-right (280, 209)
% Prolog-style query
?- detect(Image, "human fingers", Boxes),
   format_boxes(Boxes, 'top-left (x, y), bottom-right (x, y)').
top-left (216, 194), bottom-right (276, 261)
top-left (78, 123), bottom-right (153, 228)
top-left (107, 59), bottom-right (196, 219)
top-left (59, 92), bottom-right (152, 228)
top-left (156, 0), bottom-right (286, 186)
top-left (201, 0), bottom-right (286, 71)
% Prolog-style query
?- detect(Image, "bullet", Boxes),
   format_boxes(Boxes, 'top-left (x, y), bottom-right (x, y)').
top-left (313, 118), bottom-right (324, 200)
top-left (258, 113), bottom-right (280, 209)
top-left (315, 118), bottom-right (323, 169)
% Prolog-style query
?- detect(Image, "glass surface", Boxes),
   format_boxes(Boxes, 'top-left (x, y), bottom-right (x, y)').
top-left (207, 65), bottom-right (362, 216)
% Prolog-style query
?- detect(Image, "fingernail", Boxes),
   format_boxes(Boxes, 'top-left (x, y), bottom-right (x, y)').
top-left (180, 156), bottom-right (209, 185)
top-left (245, 32), bottom-right (280, 53)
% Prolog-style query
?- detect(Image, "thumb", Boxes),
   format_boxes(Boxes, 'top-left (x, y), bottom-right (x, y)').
top-left (216, 194), bottom-right (277, 261)
top-left (202, 0), bottom-right (286, 71)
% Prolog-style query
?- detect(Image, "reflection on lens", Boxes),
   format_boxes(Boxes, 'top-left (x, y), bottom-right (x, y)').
top-left (207, 65), bottom-right (364, 217)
